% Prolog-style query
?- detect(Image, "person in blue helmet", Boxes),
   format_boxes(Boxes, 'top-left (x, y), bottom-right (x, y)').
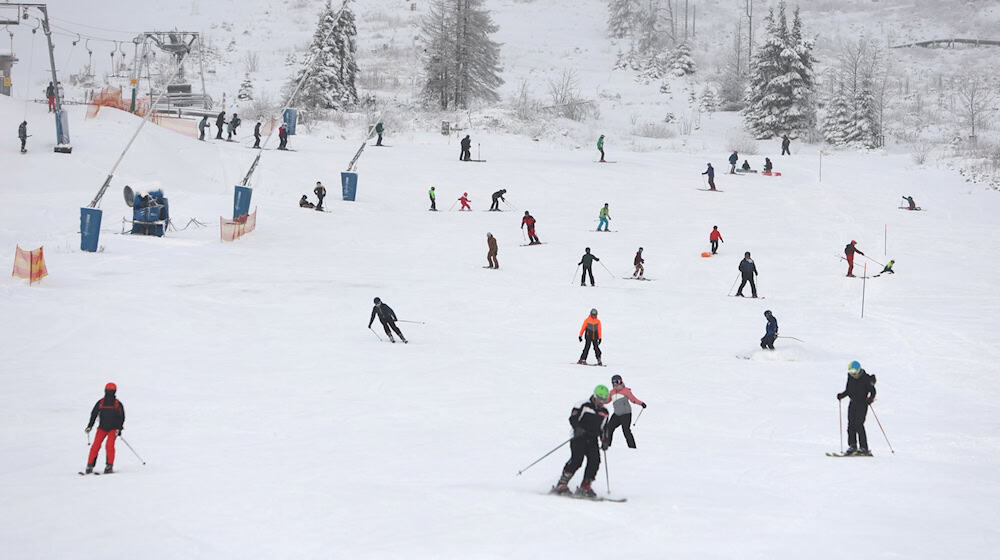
top-left (837, 361), bottom-right (877, 456)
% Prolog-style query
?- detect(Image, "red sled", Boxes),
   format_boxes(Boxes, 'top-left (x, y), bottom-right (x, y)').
top-left (761, 171), bottom-right (782, 177)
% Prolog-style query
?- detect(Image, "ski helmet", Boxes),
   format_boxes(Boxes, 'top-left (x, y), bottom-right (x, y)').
top-left (848, 361), bottom-right (861, 375)
top-left (850, 240), bottom-right (857, 245)
top-left (764, 310), bottom-right (772, 317)
top-left (593, 385), bottom-right (610, 402)
top-left (744, 251), bottom-right (751, 257)
top-left (463, 192), bottom-right (468, 196)
top-left (105, 382), bottom-right (117, 391)
top-left (524, 210), bottom-right (530, 216)
top-left (590, 308), bottom-right (598, 317)
top-left (373, 297), bottom-right (381, 305)
top-left (611, 374), bottom-right (623, 386)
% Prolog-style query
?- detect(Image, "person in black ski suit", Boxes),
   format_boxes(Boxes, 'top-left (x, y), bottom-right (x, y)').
top-left (781, 134), bottom-right (791, 155)
top-left (299, 195), bottom-right (315, 209)
top-left (84, 382), bottom-right (125, 474)
top-left (837, 361), bottom-right (877, 455)
top-left (579, 247), bottom-right (599, 287)
top-left (253, 121), bottom-right (262, 148)
top-left (198, 115), bottom-right (208, 141)
top-left (736, 251), bottom-right (758, 297)
top-left (313, 182), bottom-right (326, 211)
top-left (553, 386), bottom-right (610, 498)
top-left (760, 310), bottom-right (778, 350)
top-left (368, 297), bottom-right (407, 343)
top-left (215, 111), bottom-right (226, 140)
top-left (375, 121), bottom-right (384, 146)
top-left (728, 150), bottom-right (739, 174)
top-left (489, 189), bottom-right (507, 211)
top-left (460, 135), bottom-right (471, 161)
top-left (18, 121), bottom-right (27, 153)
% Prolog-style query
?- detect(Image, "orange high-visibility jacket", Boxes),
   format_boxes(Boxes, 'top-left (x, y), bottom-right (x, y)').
top-left (579, 316), bottom-right (602, 339)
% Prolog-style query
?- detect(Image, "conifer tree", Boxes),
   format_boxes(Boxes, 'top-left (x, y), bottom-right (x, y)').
top-left (607, 0), bottom-right (641, 39)
top-left (670, 43), bottom-right (696, 77)
top-left (420, 0), bottom-right (503, 110)
top-left (822, 84), bottom-right (853, 145)
top-left (237, 74), bottom-right (254, 101)
top-left (291, 0), bottom-right (359, 111)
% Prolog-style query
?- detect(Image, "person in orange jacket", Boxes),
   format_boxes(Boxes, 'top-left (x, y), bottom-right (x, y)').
top-left (578, 308), bottom-right (603, 365)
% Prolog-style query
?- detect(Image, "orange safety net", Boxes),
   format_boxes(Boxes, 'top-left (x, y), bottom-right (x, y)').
top-left (12, 245), bottom-right (48, 285)
top-left (220, 209), bottom-right (257, 242)
top-left (86, 87), bottom-right (154, 121)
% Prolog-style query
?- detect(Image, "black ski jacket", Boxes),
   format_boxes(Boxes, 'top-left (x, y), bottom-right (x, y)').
top-left (569, 398), bottom-right (608, 439)
top-left (216, 112), bottom-right (225, 127)
top-left (839, 370), bottom-right (877, 403)
top-left (461, 137), bottom-right (471, 150)
top-left (18, 123), bottom-right (27, 139)
top-left (492, 190), bottom-right (506, 201)
top-left (254, 123), bottom-right (261, 138)
top-left (579, 253), bottom-right (599, 267)
top-left (369, 303), bottom-right (398, 327)
top-left (87, 393), bottom-right (125, 431)
top-left (739, 258), bottom-right (757, 278)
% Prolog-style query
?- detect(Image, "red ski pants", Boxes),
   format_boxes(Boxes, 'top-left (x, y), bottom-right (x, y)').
top-left (88, 428), bottom-right (117, 466)
top-left (846, 254), bottom-right (855, 276)
top-left (47, 96), bottom-right (55, 111)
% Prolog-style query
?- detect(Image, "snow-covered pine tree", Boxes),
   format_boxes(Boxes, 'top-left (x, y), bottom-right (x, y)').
top-left (420, 0), bottom-right (503, 110)
top-left (787, 7), bottom-right (817, 133)
top-left (822, 83), bottom-right (853, 145)
top-left (699, 86), bottom-right (719, 113)
top-left (290, 0), bottom-right (359, 111)
top-left (639, 51), bottom-right (669, 83)
top-left (237, 74), bottom-right (254, 101)
top-left (670, 43), bottom-right (696, 76)
top-left (659, 79), bottom-right (672, 95)
top-left (607, 0), bottom-right (641, 39)
top-left (849, 78), bottom-right (880, 148)
top-left (332, 0), bottom-right (359, 107)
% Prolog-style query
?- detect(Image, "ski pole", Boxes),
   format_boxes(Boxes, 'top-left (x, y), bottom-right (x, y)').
top-left (516, 437), bottom-right (572, 475)
top-left (602, 448), bottom-right (611, 494)
top-left (521, 228), bottom-right (527, 242)
top-left (632, 408), bottom-right (644, 427)
top-left (599, 261), bottom-right (617, 279)
top-left (728, 273), bottom-right (740, 296)
top-left (862, 254), bottom-right (886, 268)
top-left (571, 264), bottom-right (580, 285)
top-left (839, 399), bottom-right (844, 454)
top-left (503, 199), bottom-right (515, 211)
top-left (86, 429), bottom-right (91, 446)
top-left (868, 403), bottom-right (895, 454)
top-left (368, 327), bottom-right (383, 341)
top-left (396, 320), bottom-right (425, 325)
top-left (448, 199), bottom-right (457, 211)
top-left (777, 335), bottom-right (805, 342)
top-left (118, 434), bottom-right (146, 465)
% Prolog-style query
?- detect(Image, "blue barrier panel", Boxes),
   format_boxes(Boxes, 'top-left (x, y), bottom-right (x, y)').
top-left (341, 172), bottom-right (358, 201)
top-left (80, 207), bottom-right (102, 252)
top-left (233, 186), bottom-right (253, 219)
top-left (282, 108), bottom-right (298, 135)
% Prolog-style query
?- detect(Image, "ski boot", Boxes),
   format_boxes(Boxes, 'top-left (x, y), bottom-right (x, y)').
top-left (597, 359), bottom-right (603, 366)
top-left (104, 464), bottom-right (114, 474)
top-left (551, 470), bottom-right (573, 495)
top-left (575, 480), bottom-right (597, 499)
top-left (388, 335), bottom-right (396, 344)
top-left (858, 448), bottom-right (872, 456)
top-left (85, 463), bottom-right (95, 475)
top-left (844, 446), bottom-right (858, 456)
top-left (577, 359), bottom-right (587, 365)
top-left (400, 336), bottom-right (408, 344)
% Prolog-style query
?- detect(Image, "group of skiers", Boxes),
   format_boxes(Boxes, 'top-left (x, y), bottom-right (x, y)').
top-left (198, 112), bottom-right (289, 150)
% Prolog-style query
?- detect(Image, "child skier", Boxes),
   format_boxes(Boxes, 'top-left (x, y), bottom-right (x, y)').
top-left (597, 135), bottom-right (606, 162)
top-left (710, 226), bottom-right (724, 254)
top-left (552, 385), bottom-right (610, 498)
top-left (603, 374), bottom-right (645, 449)
top-left (299, 195), bottom-right (315, 209)
top-left (84, 382), bottom-right (125, 474)
top-left (837, 361), bottom-right (877, 456)
top-left (728, 150), bottom-right (739, 174)
top-left (760, 310), bottom-right (778, 350)
top-left (633, 247), bottom-right (644, 278)
top-left (314, 182), bottom-right (327, 211)
top-left (876, 259), bottom-right (895, 276)
top-left (597, 203), bottom-right (611, 231)
top-left (459, 192), bottom-right (472, 211)
top-left (578, 308), bottom-right (602, 365)
top-left (522, 211), bottom-right (540, 244)
top-left (428, 186), bottom-right (437, 211)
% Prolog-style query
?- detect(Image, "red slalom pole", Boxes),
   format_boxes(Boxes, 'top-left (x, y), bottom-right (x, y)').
top-left (869, 403), bottom-right (895, 454)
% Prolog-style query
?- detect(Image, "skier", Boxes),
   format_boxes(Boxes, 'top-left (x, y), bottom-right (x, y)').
top-left (198, 115), bottom-right (208, 141)
top-left (428, 186), bottom-right (437, 211)
top-left (845, 240), bottom-right (865, 277)
top-left (632, 247), bottom-right (644, 278)
top-left (489, 189), bottom-right (507, 211)
top-left (876, 259), bottom-right (895, 276)
top-left (226, 113), bottom-right (240, 141)
top-left (736, 251), bottom-right (758, 298)
top-left (486, 232), bottom-right (499, 269)
top-left (552, 385), bottom-right (610, 497)
top-left (902, 196), bottom-right (917, 210)
top-left (314, 182), bottom-right (327, 211)
top-left (253, 121), bottom-right (262, 148)
top-left (278, 124), bottom-right (288, 150)
top-left (603, 374), bottom-right (645, 449)
top-left (215, 111), bottom-right (226, 140)
top-left (760, 310), bottom-right (778, 350)
top-left (577, 307), bottom-right (602, 365)
top-left (597, 203), bottom-right (611, 231)
top-left (368, 297), bottom-right (407, 343)
top-left (781, 134), bottom-right (791, 155)
top-left (46, 82), bottom-right (55, 112)
top-left (837, 361), bottom-right (877, 456)
top-left (597, 134), bottom-right (606, 162)
top-left (578, 247), bottom-right (600, 287)
top-left (763, 158), bottom-right (773, 173)
top-left (374, 121), bottom-right (384, 146)
top-left (18, 121), bottom-right (27, 153)
top-left (710, 226), bottom-right (724, 255)
top-left (460, 135), bottom-right (471, 161)
top-left (702, 163), bottom-right (716, 190)
top-left (299, 195), bottom-right (315, 209)
top-left (728, 150), bottom-right (739, 174)
top-left (458, 192), bottom-right (472, 211)
top-left (522, 211), bottom-right (540, 244)
top-left (84, 382), bottom-right (125, 474)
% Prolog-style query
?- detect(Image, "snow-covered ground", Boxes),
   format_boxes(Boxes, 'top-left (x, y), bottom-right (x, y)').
top-left (3, 82), bottom-right (1000, 558)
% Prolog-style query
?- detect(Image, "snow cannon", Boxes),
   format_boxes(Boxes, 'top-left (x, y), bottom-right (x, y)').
top-left (124, 185), bottom-right (169, 237)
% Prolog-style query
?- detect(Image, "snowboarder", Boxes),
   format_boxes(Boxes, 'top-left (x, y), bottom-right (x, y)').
top-left (374, 121), bottom-right (384, 146)
top-left (428, 186), bottom-right (437, 211)
top-left (597, 134), bottom-right (606, 162)
top-left (458, 192), bottom-right (472, 211)
top-left (198, 115), bottom-right (208, 141)
top-left (603, 374), bottom-right (645, 449)
top-left (226, 113), bottom-right (240, 141)
top-left (876, 259), bottom-right (895, 276)
top-left (552, 385), bottom-right (610, 497)
top-left (18, 121), bottom-right (27, 153)
top-left (702, 163), bottom-right (716, 190)
top-left (314, 182), bottom-right (327, 211)
top-left (740, 160), bottom-right (752, 172)
top-left (46, 82), bottom-right (55, 112)
top-left (299, 195), bottom-right (315, 209)
top-left (845, 240), bottom-right (864, 277)
top-left (781, 134), bottom-right (791, 155)
top-left (760, 310), bottom-right (778, 350)
top-left (489, 189), bottom-right (507, 211)
top-left (579, 247), bottom-right (600, 287)
top-left (460, 135), bottom-right (471, 161)
top-left (253, 121), bottom-right (262, 148)
top-left (729, 150), bottom-right (739, 174)
top-left (215, 111), bottom-right (226, 140)
top-left (522, 211), bottom-right (540, 244)
top-left (710, 226), bottom-right (724, 255)
top-left (368, 297), bottom-right (407, 343)
top-left (763, 158), bottom-right (773, 173)
top-left (84, 382), bottom-right (125, 474)
top-left (486, 232), bottom-right (498, 269)
top-left (736, 251), bottom-right (758, 298)
top-left (278, 124), bottom-right (288, 150)
top-left (902, 196), bottom-right (917, 210)
top-left (597, 203), bottom-right (611, 231)
top-left (837, 361), bottom-right (877, 456)
top-left (577, 308), bottom-right (602, 365)
top-left (633, 247), bottom-right (644, 278)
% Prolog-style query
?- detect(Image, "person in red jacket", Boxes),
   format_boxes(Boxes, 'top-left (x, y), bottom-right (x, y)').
top-left (84, 382), bottom-right (125, 474)
top-left (603, 374), bottom-right (646, 449)
top-left (710, 226), bottom-right (724, 255)
top-left (521, 211), bottom-right (540, 244)
top-left (845, 240), bottom-right (865, 277)
top-left (632, 247), bottom-right (644, 278)
top-left (458, 192), bottom-right (472, 211)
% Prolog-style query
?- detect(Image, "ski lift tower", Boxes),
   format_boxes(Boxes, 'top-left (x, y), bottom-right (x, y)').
top-left (0, 3), bottom-right (71, 152)
top-left (135, 31), bottom-right (210, 110)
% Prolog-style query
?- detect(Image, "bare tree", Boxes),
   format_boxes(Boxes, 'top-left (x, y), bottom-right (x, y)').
top-left (954, 75), bottom-right (996, 145)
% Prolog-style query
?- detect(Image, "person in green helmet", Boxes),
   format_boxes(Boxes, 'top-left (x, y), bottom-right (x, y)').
top-left (428, 186), bottom-right (437, 211)
top-left (875, 259), bottom-right (895, 277)
top-left (597, 135), bottom-right (606, 162)
top-left (837, 361), bottom-right (877, 456)
top-left (552, 385), bottom-right (610, 498)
